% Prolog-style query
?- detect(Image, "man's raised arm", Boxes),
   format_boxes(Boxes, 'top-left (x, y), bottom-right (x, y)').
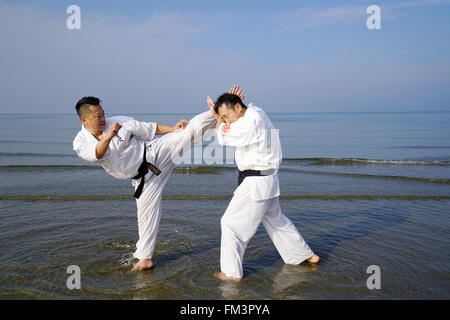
top-left (95, 122), bottom-right (121, 159)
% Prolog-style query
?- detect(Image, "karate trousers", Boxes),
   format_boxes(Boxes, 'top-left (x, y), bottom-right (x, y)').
top-left (133, 111), bottom-right (216, 260)
top-left (220, 179), bottom-right (315, 278)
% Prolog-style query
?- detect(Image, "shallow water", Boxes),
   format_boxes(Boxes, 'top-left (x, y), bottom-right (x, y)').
top-left (0, 112), bottom-right (449, 299)
top-left (0, 197), bottom-right (448, 299)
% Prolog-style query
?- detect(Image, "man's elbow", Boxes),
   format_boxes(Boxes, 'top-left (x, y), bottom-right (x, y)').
top-left (95, 147), bottom-right (107, 160)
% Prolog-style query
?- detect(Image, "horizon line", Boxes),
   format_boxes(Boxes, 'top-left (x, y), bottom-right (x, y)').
top-left (0, 110), bottom-right (449, 115)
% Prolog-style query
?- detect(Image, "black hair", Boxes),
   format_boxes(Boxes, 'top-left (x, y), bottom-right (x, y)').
top-left (75, 96), bottom-right (102, 118)
top-left (213, 93), bottom-right (247, 114)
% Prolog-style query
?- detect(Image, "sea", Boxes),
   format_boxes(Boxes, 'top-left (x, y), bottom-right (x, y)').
top-left (0, 111), bottom-right (449, 300)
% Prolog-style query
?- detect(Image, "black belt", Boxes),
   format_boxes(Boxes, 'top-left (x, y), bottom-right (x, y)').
top-left (238, 170), bottom-right (265, 186)
top-left (132, 145), bottom-right (161, 199)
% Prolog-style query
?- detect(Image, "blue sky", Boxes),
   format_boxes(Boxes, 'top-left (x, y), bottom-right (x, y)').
top-left (0, 0), bottom-right (449, 113)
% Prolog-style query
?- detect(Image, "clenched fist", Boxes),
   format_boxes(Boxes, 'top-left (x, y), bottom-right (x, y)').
top-left (174, 119), bottom-right (189, 132)
top-left (106, 122), bottom-right (122, 140)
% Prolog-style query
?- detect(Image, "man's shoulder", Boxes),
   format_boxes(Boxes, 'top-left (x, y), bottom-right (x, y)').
top-left (246, 104), bottom-right (267, 122)
top-left (73, 127), bottom-right (89, 146)
top-left (107, 115), bottom-right (134, 124)
top-left (248, 103), bottom-right (267, 116)
top-left (247, 104), bottom-right (275, 128)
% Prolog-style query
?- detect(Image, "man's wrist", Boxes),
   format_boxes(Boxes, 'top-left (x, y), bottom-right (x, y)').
top-left (104, 135), bottom-right (114, 143)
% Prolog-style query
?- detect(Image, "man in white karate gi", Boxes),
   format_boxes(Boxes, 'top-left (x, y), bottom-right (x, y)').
top-left (72, 96), bottom-right (218, 271)
top-left (208, 87), bottom-right (320, 281)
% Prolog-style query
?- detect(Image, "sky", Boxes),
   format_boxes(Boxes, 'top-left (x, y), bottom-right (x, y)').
top-left (0, 0), bottom-right (449, 113)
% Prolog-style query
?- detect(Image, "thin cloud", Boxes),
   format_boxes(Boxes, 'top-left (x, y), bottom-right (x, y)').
top-left (0, 3), bottom-right (448, 113)
top-left (272, 6), bottom-right (367, 31)
top-left (272, 0), bottom-right (450, 31)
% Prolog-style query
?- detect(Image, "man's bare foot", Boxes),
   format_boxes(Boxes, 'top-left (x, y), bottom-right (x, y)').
top-left (131, 259), bottom-right (154, 272)
top-left (213, 272), bottom-right (241, 282)
top-left (307, 254), bottom-right (320, 263)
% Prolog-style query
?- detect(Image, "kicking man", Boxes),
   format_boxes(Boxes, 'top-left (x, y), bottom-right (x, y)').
top-left (73, 95), bottom-right (218, 271)
top-left (208, 86), bottom-right (320, 281)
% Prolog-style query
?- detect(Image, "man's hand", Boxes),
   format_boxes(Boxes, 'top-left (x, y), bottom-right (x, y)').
top-left (208, 85), bottom-right (244, 120)
top-left (207, 96), bottom-right (218, 119)
top-left (229, 84), bottom-right (244, 100)
top-left (174, 119), bottom-right (189, 132)
top-left (214, 117), bottom-right (226, 135)
top-left (96, 122), bottom-right (121, 159)
top-left (106, 122), bottom-right (122, 140)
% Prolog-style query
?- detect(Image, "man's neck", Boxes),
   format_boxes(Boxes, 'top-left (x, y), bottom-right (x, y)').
top-left (84, 125), bottom-right (103, 140)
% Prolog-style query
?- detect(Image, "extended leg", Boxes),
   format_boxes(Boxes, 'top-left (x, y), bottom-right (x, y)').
top-left (154, 111), bottom-right (216, 166)
top-left (262, 197), bottom-right (318, 265)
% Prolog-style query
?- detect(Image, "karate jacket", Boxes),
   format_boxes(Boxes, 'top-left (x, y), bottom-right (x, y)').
top-left (73, 116), bottom-right (157, 181)
top-left (216, 104), bottom-right (282, 201)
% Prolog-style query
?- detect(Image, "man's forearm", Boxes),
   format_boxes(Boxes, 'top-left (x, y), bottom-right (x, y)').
top-left (215, 118), bottom-right (225, 135)
top-left (156, 123), bottom-right (175, 135)
top-left (95, 137), bottom-right (113, 159)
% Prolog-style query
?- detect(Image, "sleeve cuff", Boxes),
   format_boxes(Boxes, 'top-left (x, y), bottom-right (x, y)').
top-left (216, 123), bottom-right (225, 146)
top-left (150, 121), bottom-right (157, 139)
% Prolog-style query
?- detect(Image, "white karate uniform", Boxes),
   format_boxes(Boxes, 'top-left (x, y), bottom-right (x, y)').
top-left (73, 111), bottom-right (216, 260)
top-left (216, 103), bottom-right (314, 278)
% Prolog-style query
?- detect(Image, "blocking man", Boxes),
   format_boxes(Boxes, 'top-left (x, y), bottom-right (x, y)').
top-left (209, 87), bottom-right (320, 281)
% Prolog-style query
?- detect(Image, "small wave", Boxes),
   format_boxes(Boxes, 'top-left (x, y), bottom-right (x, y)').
top-left (284, 158), bottom-right (450, 166)
top-left (100, 239), bottom-right (134, 250)
top-left (0, 165), bottom-right (103, 171)
top-left (0, 195), bottom-right (134, 201)
top-left (0, 140), bottom-right (71, 146)
top-left (173, 166), bottom-right (234, 174)
top-left (1, 156), bottom-right (448, 167)
top-left (2, 162), bottom-right (449, 178)
top-left (387, 146), bottom-right (450, 149)
top-left (0, 164), bottom-right (234, 174)
top-left (0, 165), bottom-right (99, 170)
top-left (1, 194), bottom-right (448, 201)
top-left (119, 253), bottom-right (136, 266)
top-left (285, 169), bottom-right (450, 184)
top-left (1, 165), bottom-right (448, 185)
top-left (0, 152), bottom-right (76, 158)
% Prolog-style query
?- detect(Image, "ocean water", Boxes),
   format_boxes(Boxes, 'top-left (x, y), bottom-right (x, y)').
top-left (0, 111), bottom-right (449, 299)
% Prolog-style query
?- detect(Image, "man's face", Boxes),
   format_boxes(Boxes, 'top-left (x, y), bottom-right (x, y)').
top-left (81, 105), bottom-right (106, 132)
top-left (217, 104), bottom-right (243, 124)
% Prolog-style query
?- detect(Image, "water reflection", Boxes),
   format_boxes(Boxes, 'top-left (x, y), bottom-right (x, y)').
top-left (218, 280), bottom-right (243, 299)
top-left (132, 268), bottom-right (156, 300)
top-left (271, 263), bottom-right (317, 298)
